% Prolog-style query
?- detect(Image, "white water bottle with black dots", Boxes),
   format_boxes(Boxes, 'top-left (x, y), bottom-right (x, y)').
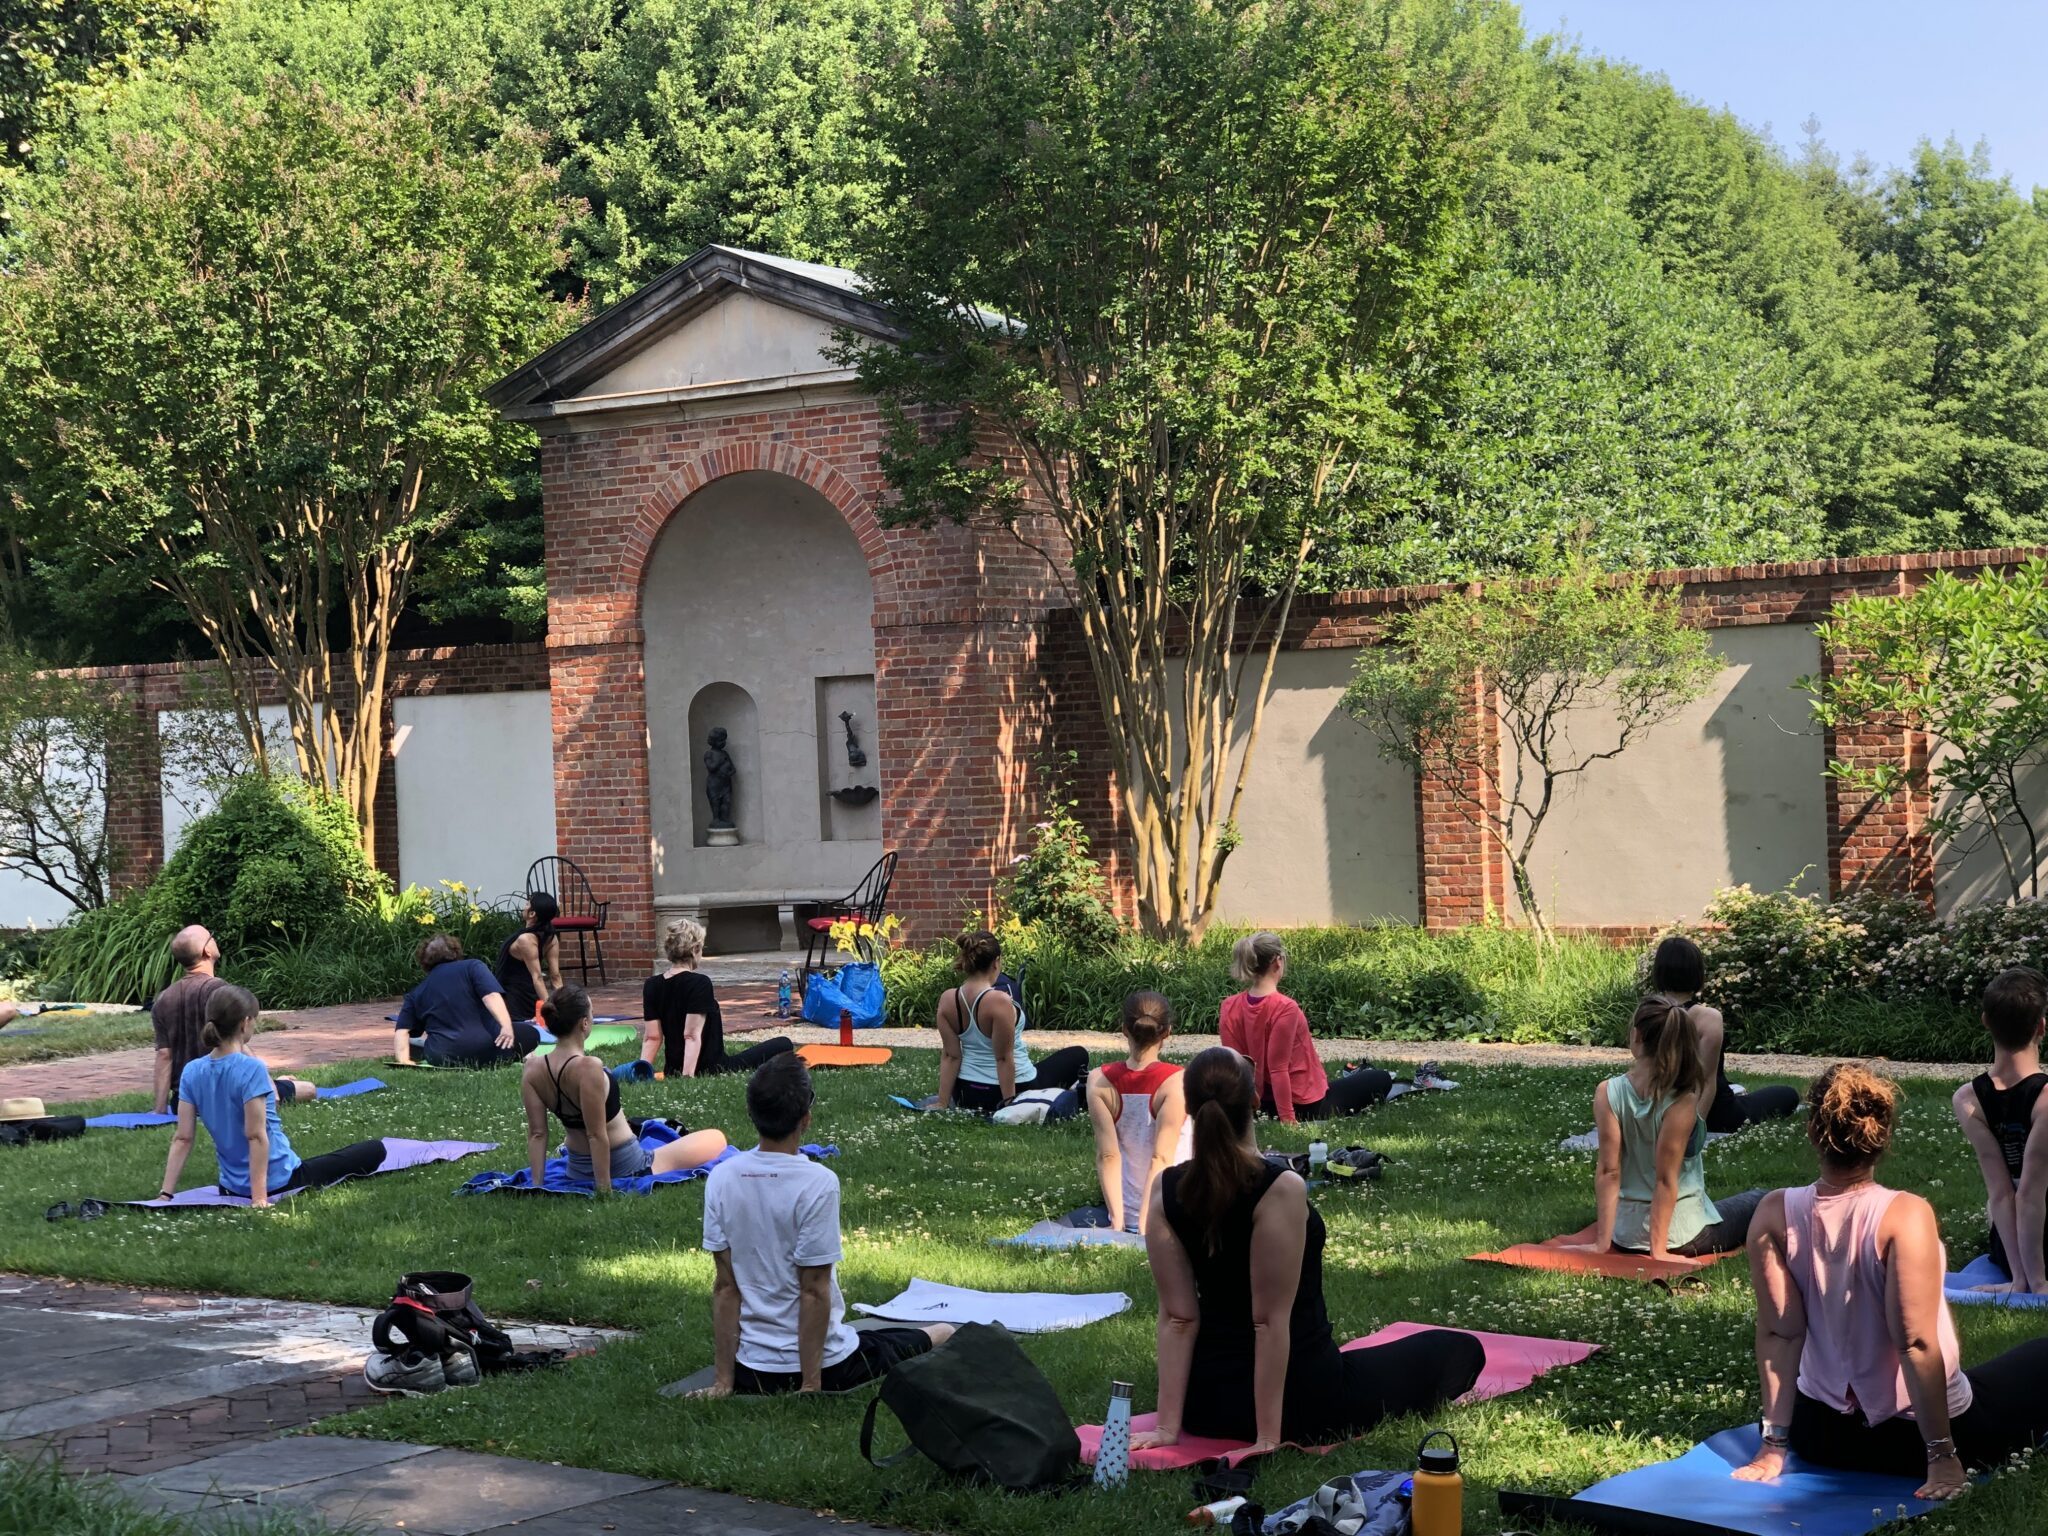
top-left (1094, 1381), bottom-right (1133, 1488)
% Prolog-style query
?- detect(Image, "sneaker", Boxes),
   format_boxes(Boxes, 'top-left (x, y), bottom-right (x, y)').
top-left (364, 1349), bottom-right (446, 1397)
top-left (440, 1340), bottom-right (481, 1388)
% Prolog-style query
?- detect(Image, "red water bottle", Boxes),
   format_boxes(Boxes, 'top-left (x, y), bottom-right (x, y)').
top-left (839, 1008), bottom-right (854, 1047)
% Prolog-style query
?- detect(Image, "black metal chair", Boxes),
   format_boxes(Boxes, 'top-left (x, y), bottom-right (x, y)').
top-left (800, 851), bottom-right (898, 980)
top-left (525, 856), bottom-right (611, 985)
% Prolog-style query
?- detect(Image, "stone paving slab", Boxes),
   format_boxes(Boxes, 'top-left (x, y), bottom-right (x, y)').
top-left (144, 1436), bottom-right (438, 1497)
top-left (467, 1481), bottom-right (905, 1536)
top-left (257, 1445), bottom-right (664, 1535)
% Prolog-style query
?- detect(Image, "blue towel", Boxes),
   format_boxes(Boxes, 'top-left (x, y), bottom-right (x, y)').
top-left (85, 1077), bottom-right (387, 1129)
top-left (457, 1125), bottom-right (838, 1197)
top-left (1945, 1251), bottom-right (2048, 1308)
top-left (1514, 1424), bottom-right (1946, 1536)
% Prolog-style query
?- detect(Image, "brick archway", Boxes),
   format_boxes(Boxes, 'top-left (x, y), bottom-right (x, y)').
top-left (619, 441), bottom-right (898, 613)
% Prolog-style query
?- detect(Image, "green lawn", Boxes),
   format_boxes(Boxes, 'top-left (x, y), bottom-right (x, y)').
top-left (2, 1050), bottom-right (2043, 1536)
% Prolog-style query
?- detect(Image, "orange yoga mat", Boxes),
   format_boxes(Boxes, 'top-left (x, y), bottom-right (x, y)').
top-left (795, 1043), bottom-right (894, 1069)
top-left (1468, 1223), bottom-right (1735, 1285)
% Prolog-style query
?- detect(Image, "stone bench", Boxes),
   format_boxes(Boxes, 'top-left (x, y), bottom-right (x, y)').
top-left (653, 890), bottom-right (825, 956)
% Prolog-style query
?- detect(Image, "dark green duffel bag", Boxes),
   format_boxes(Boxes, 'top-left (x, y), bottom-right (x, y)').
top-left (858, 1321), bottom-right (1082, 1492)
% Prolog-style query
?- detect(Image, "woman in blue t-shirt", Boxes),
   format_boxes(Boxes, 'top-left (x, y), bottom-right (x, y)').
top-left (393, 933), bottom-right (540, 1067)
top-left (157, 985), bottom-right (388, 1206)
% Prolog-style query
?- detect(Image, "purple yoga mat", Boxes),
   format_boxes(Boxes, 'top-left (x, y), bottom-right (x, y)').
top-left (117, 1138), bottom-right (497, 1209)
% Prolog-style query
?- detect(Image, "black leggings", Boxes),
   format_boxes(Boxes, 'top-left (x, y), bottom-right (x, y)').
top-left (701, 1037), bottom-right (795, 1076)
top-left (1268, 1067), bottom-right (1394, 1122)
top-left (1790, 1336), bottom-right (2048, 1473)
top-left (733, 1326), bottom-right (934, 1395)
top-left (278, 1138), bottom-right (388, 1192)
top-left (1667, 1187), bottom-right (1766, 1257)
top-left (952, 1046), bottom-right (1091, 1114)
top-left (426, 1021), bottom-right (541, 1068)
top-left (1705, 1079), bottom-right (1800, 1134)
top-left (1189, 1327), bottom-right (1484, 1444)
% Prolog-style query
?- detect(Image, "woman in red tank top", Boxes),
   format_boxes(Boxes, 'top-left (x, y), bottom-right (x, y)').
top-left (1086, 991), bottom-right (1190, 1232)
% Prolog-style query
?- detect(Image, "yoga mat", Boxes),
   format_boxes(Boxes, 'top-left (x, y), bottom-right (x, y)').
top-left (994, 1205), bottom-right (1145, 1249)
top-left (84, 1078), bottom-right (389, 1129)
top-left (457, 1129), bottom-right (837, 1197)
top-left (796, 1043), bottom-right (893, 1068)
top-left (117, 1139), bottom-right (497, 1208)
top-left (1077, 1323), bottom-right (1597, 1470)
top-left (533, 1024), bottom-right (641, 1056)
top-left (392, 1015), bottom-right (632, 1029)
top-left (1945, 1251), bottom-right (2048, 1309)
top-left (1469, 1223), bottom-right (1734, 1284)
top-left (1561, 1128), bottom-right (1734, 1153)
top-left (852, 1278), bottom-right (1129, 1333)
top-left (1499, 1425), bottom-right (1944, 1536)
top-left (656, 1319), bottom-right (907, 1397)
top-left (890, 1094), bottom-right (942, 1112)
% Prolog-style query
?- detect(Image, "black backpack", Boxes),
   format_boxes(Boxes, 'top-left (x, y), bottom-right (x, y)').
top-left (859, 1322), bottom-right (1080, 1493)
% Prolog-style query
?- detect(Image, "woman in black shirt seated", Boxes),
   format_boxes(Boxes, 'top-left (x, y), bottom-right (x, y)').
top-left (523, 985), bottom-right (728, 1191)
top-left (639, 917), bottom-right (794, 1078)
top-left (1135, 1047), bottom-right (1483, 1456)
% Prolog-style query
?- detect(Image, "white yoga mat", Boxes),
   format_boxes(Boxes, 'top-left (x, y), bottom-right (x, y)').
top-left (852, 1278), bottom-right (1130, 1332)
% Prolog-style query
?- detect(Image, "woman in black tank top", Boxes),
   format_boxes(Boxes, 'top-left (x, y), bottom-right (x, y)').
top-left (497, 893), bottom-right (561, 1021)
top-left (518, 985), bottom-right (728, 1193)
top-left (1134, 1048), bottom-right (1482, 1453)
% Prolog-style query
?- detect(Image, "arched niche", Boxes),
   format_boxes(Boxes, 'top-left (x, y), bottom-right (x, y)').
top-left (687, 683), bottom-right (760, 846)
top-left (642, 469), bottom-right (881, 906)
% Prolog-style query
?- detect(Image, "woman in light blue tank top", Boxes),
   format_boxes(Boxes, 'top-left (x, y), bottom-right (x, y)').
top-left (936, 930), bottom-right (1089, 1115)
top-left (1574, 997), bottom-right (1765, 1261)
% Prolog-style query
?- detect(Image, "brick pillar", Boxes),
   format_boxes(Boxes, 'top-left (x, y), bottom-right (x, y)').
top-left (1820, 574), bottom-right (1935, 905)
top-left (1416, 671), bottom-right (1506, 931)
top-left (548, 635), bottom-right (656, 958)
top-left (106, 674), bottom-right (167, 896)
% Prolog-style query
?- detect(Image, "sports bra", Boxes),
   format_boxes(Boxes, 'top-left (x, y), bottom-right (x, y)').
top-left (542, 1051), bottom-right (618, 1131)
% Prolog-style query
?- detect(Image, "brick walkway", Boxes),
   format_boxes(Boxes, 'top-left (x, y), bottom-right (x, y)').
top-left (0, 976), bottom-right (782, 1108)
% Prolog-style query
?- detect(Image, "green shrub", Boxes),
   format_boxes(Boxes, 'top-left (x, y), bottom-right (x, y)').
top-left (240, 883), bottom-right (521, 1009)
top-left (1002, 772), bottom-right (1123, 952)
top-left (883, 922), bottom-right (1641, 1045)
top-left (38, 886), bottom-right (182, 1004)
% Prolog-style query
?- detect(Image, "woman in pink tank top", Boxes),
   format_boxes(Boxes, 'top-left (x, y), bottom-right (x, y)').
top-left (1737, 1064), bottom-right (2048, 1501)
top-left (1087, 991), bottom-right (1190, 1233)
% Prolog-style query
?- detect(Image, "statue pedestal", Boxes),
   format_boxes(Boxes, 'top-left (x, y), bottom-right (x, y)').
top-left (706, 825), bottom-right (740, 847)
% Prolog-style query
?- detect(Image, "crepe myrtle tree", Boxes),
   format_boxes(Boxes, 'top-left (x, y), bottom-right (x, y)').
top-left (1343, 567), bottom-right (1719, 939)
top-left (842, 0), bottom-right (1520, 941)
top-left (1801, 558), bottom-right (2048, 901)
top-left (0, 79), bottom-right (576, 858)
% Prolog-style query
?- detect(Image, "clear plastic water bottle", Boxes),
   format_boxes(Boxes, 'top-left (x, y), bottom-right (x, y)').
top-left (777, 970), bottom-right (792, 1019)
top-left (1308, 1141), bottom-right (1329, 1178)
top-left (1093, 1381), bottom-right (1133, 1489)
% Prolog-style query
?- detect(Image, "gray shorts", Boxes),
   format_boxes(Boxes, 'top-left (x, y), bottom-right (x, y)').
top-left (565, 1137), bottom-right (654, 1184)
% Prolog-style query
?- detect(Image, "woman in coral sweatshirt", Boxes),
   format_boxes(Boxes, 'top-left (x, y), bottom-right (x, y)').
top-left (1217, 933), bottom-right (1390, 1124)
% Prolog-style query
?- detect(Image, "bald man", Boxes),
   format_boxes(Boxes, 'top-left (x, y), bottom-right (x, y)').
top-left (152, 925), bottom-right (225, 1113)
top-left (0, 1000), bottom-right (17, 1030)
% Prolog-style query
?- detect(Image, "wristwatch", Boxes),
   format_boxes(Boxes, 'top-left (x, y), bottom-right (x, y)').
top-left (1760, 1422), bottom-right (1790, 1449)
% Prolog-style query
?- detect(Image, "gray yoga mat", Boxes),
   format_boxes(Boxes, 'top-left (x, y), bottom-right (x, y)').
top-left (657, 1318), bottom-right (903, 1398)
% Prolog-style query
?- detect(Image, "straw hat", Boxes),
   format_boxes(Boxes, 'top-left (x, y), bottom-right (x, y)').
top-left (0, 1096), bottom-right (48, 1122)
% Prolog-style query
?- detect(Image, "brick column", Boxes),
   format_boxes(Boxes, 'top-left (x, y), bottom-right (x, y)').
top-left (105, 674), bottom-right (167, 896)
top-left (548, 634), bottom-right (656, 959)
top-left (1415, 670), bottom-right (1506, 931)
top-left (1820, 571), bottom-right (1935, 905)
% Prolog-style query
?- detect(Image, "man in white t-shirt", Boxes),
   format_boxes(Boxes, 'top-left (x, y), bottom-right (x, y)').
top-left (697, 1054), bottom-right (952, 1395)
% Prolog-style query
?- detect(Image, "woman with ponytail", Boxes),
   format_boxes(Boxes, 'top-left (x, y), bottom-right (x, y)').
top-left (936, 929), bottom-right (1089, 1113)
top-left (1577, 998), bottom-right (1765, 1262)
top-left (1134, 1047), bottom-right (1482, 1455)
top-left (1649, 935), bottom-right (1799, 1132)
top-left (521, 984), bottom-right (728, 1193)
top-left (1735, 1064), bottom-right (2048, 1499)
top-left (157, 986), bottom-right (388, 1207)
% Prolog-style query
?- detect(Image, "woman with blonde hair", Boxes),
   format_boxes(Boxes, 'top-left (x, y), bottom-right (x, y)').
top-left (1736, 1064), bottom-right (2048, 1499)
top-left (1217, 932), bottom-right (1389, 1123)
top-left (641, 917), bottom-right (793, 1078)
top-left (526, 984), bottom-right (728, 1191)
top-left (1575, 997), bottom-right (1764, 1261)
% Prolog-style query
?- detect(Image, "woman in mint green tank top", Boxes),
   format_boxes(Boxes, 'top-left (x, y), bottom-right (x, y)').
top-left (1573, 998), bottom-right (1766, 1261)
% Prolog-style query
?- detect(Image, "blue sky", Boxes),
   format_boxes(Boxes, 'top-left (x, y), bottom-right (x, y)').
top-left (1532, 1), bottom-right (2048, 193)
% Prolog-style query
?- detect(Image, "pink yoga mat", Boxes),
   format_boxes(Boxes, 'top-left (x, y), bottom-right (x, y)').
top-left (1468, 1223), bottom-right (1734, 1284)
top-left (1076, 1322), bottom-right (1598, 1470)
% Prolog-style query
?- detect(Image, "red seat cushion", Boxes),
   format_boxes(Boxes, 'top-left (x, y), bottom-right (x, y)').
top-left (805, 916), bottom-right (840, 931)
top-left (552, 915), bottom-right (600, 929)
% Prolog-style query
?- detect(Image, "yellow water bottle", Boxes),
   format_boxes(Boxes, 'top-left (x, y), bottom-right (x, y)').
top-left (1411, 1429), bottom-right (1462, 1536)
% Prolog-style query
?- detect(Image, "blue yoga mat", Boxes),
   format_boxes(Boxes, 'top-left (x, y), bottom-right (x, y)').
top-left (456, 1124), bottom-right (838, 1197)
top-left (890, 1094), bottom-right (942, 1113)
top-left (1945, 1251), bottom-right (2048, 1308)
top-left (1507, 1425), bottom-right (1942, 1536)
top-left (85, 1078), bottom-right (388, 1129)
